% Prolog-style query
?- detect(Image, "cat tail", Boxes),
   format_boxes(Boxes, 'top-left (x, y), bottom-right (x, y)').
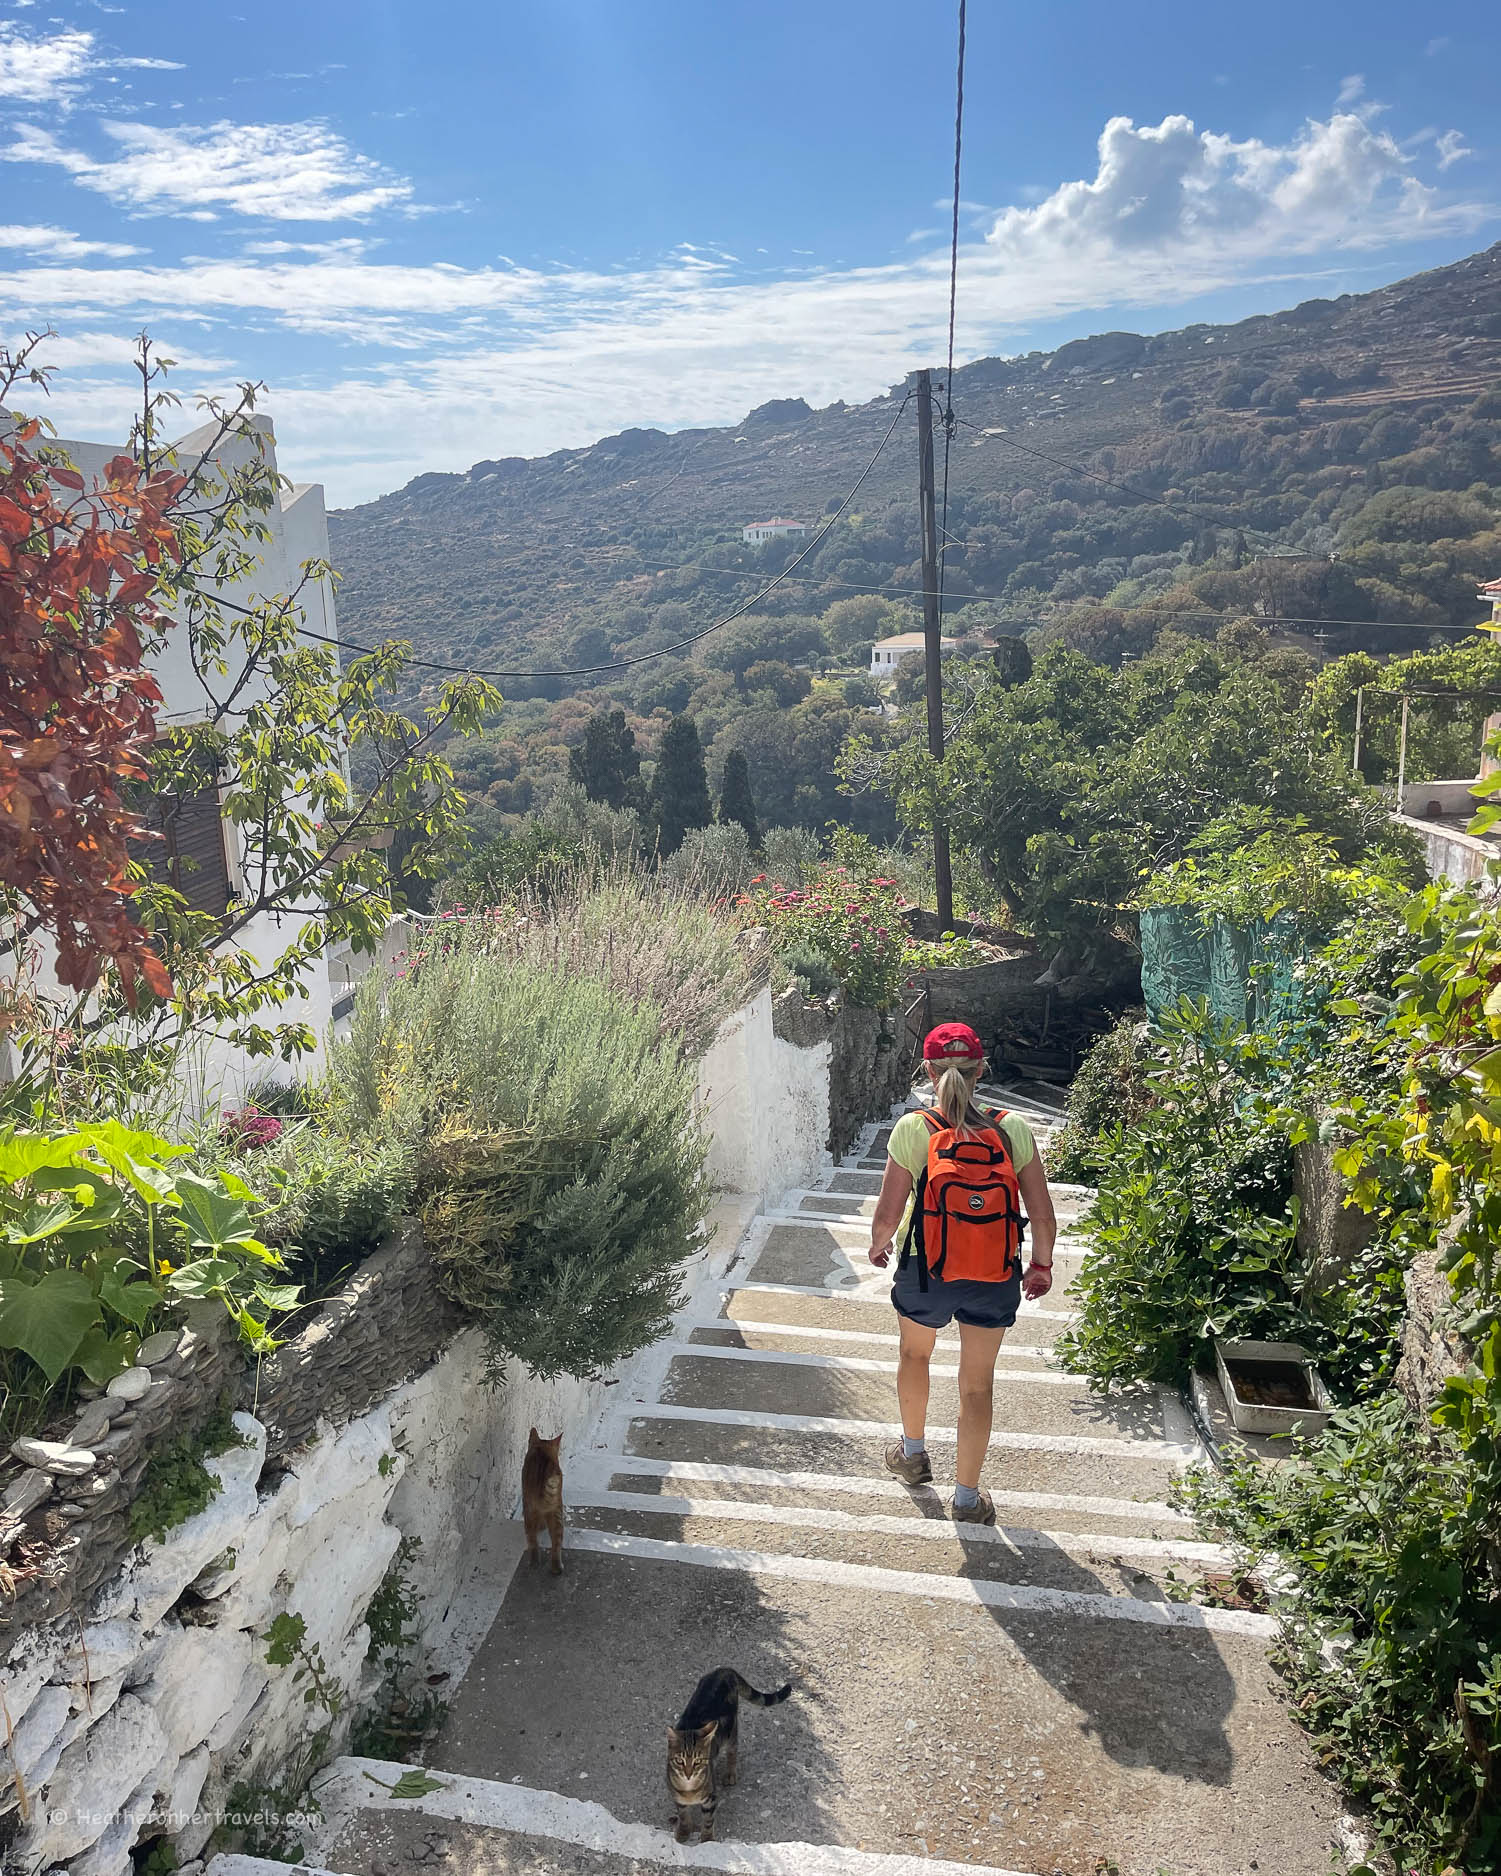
top-left (732, 1673), bottom-right (793, 1706)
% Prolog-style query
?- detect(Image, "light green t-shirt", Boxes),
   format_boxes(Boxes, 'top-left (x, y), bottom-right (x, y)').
top-left (886, 1104), bottom-right (1036, 1244)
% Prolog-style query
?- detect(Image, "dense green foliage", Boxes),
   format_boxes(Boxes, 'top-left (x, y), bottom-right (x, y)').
top-left (326, 881), bottom-right (729, 1379)
top-left (1066, 866), bottom-right (1501, 1869)
top-left (858, 635), bottom-right (1422, 949)
top-left (1181, 1399), bottom-right (1499, 1872)
top-left (0, 1122), bottom-right (297, 1443)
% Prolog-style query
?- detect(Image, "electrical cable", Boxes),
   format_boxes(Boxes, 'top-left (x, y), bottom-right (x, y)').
top-left (258, 392), bottom-right (915, 682)
top-left (937, 0), bottom-right (966, 627)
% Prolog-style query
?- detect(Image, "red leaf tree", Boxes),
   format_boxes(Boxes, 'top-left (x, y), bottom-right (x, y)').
top-left (0, 355), bottom-right (182, 1008)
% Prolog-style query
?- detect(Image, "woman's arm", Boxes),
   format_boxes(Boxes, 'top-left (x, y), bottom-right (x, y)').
top-left (868, 1160), bottom-right (914, 1268)
top-left (1017, 1153), bottom-right (1056, 1299)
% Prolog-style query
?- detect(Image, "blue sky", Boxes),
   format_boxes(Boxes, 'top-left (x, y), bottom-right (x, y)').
top-left (0, 0), bottom-right (1496, 503)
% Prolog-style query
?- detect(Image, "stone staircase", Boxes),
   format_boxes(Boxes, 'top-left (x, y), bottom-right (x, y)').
top-left (208, 1093), bottom-right (1346, 1876)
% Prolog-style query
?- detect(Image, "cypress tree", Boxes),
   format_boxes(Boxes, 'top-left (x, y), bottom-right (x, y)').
top-left (568, 708), bottom-right (641, 810)
top-left (717, 748), bottom-right (760, 849)
top-left (651, 714), bottom-right (712, 855)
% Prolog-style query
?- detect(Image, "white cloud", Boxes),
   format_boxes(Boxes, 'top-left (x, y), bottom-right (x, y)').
top-left (0, 22), bottom-right (94, 103)
top-left (0, 24), bottom-right (182, 108)
top-left (0, 220), bottom-right (142, 257)
top-left (1425, 36), bottom-right (1451, 56)
top-left (1436, 130), bottom-right (1473, 171)
top-left (1335, 73), bottom-right (1365, 107)
top-left (5, 108), bottom-right (1493, 503)
top-left (3, 117), bottom-right (412, 220)
top-left (983, 112), bottom-right (1471, 269)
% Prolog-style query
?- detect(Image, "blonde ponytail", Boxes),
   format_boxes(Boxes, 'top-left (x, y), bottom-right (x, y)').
top-left (928, 1058), bottom-right (984, 1135)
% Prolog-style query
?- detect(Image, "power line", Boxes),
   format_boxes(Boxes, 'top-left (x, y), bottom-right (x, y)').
top-left (937, 0), bottom-right (967, 629)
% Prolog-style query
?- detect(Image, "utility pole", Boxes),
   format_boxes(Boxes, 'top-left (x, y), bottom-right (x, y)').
top-left (915, 369), bottom-right (954, 926)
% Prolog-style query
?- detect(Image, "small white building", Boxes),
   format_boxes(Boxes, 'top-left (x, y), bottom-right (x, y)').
top-left (742, 517), bottom-right (806, 545)
top-left (870, 631), bottom-right (955, 676)
top-left (1480, 576), bottom-right (1501, 627)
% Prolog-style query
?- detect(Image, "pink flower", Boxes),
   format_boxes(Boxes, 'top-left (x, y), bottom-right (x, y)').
top-left (850, 940), bottom-right (862, 951)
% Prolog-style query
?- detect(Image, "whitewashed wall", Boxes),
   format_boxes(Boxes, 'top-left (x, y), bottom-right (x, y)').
top-left (0, 987), bottom-right (830, 1875)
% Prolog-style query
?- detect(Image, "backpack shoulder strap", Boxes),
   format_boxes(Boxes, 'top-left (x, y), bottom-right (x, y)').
top-left (911, 1105), bottom-right (946, 1133)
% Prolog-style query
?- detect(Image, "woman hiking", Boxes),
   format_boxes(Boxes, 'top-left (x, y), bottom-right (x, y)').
top-left (867, 1022), bottom-right (1057, 1524)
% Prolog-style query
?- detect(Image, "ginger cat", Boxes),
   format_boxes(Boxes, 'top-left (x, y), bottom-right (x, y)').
top-left (521, 1427), bottom-right (564, 1576)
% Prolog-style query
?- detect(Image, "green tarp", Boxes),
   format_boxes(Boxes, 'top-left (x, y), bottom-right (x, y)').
top-left (1139, 905), bottom-right (1315, 1031)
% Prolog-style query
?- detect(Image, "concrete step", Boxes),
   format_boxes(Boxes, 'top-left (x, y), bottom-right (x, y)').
top-left (691, 1319), bottom-right (1067, 1369)
top-left (741, 1220), bottom-right (1089, 1293)
top-left (720, 1283), bottom-right (1078, 1347)
top-left (564, 1490), bottom-right (1229, 1596)
top-left (590, 1452), bottom-right (1196, 1541)
top-left (312, 1761), bottom-right (1037, 1876)
top-left (618, 1409), bottom-right (1197, 1505)
top-left (367, 1546), bottom-right (1339, 1873)
top-left (655, 1347), bottom-right (1178, 1447)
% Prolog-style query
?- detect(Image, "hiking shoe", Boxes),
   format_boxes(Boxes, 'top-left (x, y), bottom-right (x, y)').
top-left (884, 1441), bottom-right (933, 1486)
top-left (951, 1488), bottom-right (996, 1525)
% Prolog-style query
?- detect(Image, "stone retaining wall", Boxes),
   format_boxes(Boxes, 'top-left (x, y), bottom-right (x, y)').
top-left (248, 1224), bottom-right (465, 1465)
top-left (770, 990), bottom-right (907, 1160)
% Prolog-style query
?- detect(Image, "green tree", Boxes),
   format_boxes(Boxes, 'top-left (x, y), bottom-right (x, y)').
top-left (651, 715), bottom-right (712, 855)
top-left (717, 749), bottom-right (760, 848)
top-left (822, 595), bottom-right (912, 655)
top-left (568, 708), bottom-right (642, 811)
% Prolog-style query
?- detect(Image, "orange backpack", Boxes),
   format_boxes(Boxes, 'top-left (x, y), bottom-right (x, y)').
top-left (899, 1105), bottom-right (1026, 1289)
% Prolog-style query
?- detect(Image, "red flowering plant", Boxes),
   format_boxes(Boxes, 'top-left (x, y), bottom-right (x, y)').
top-left (738, 865), bottom-right (908, 1008)
top-left (220, 1103), bottom-right (284, 1150)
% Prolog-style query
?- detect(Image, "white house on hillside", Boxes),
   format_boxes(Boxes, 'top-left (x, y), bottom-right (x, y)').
top-left (742, 517), bottom-right (806, 545)
top-left (870, 631), bottom-right (955, 676)
top-left (25, 414), bottom-right (350, 1106)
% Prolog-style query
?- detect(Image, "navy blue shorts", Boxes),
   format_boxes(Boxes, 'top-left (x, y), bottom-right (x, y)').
top-left (890, 1258), bottom-right (1022, 1330)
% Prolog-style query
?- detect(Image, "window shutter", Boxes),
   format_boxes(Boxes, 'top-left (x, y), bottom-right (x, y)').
top-left (137, 786), bottom-right (232, 916)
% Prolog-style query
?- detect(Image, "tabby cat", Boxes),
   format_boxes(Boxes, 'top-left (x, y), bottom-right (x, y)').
top-left (666, 1668), bottom-right (793, 1843)
top-left (520, 1427), bottom-right (563, 1575)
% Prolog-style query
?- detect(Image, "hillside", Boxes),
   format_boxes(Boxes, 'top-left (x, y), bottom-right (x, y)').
top-left (330, 240), bottom-right (1501, 692)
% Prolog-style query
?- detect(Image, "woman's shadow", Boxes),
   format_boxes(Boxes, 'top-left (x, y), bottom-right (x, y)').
top-left (903, 1475), bottom-right (1239, 1787)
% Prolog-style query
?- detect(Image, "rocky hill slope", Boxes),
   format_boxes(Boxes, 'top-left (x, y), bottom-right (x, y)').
top-left (329, 242), bottom-right (1501, 684)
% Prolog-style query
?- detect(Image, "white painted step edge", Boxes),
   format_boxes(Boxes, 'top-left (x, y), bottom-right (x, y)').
top-left (562, 1527), bottom-right (1273, 1637)
top-left (587, 1454), bottom-right (1196, 1526)
top-left (567, 1487), bottom-right (1230, 1567)
top-left (311, 1759), bottom-right (1042, 1876)
top-left (622, 1401), bottom-right (1204, 1464)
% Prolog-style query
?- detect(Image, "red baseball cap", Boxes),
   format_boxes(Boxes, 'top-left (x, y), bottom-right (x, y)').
top-left (923, 1021), bottom-right (984, 1062)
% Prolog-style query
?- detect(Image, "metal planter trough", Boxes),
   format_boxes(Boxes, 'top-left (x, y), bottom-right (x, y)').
top-left (1213, 1336), bottom-right (1333, 1437)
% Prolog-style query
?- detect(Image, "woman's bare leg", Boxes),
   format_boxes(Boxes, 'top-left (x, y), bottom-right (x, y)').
top-left (896, 1314), bottom-right (938, 1443)
top-left (955, 1322), bottom-right (1008, 1489)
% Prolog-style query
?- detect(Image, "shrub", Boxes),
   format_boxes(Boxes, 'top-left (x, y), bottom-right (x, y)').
top-left (778, 940), bottom-right (838, 999)
top-left (739, 866), bottom-right (908, 1008)
top-left (761, 824), bottom-right (820, 889)
top-left (252, 1127), bottom-right (416, 1295)
top-left (1048, 1014), bottom-right (1150, 1180)
top-left (327, 922), bottom-right (711, 1381)
top-left (659, 821), bottom-right (755, 901)
top-left (491, 867), bottom-right (754, 1057)
top-left (1057, 999), bottom-right (1409, 1397)
top-left (1181, 1399), bottom-right (1501, 1873)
